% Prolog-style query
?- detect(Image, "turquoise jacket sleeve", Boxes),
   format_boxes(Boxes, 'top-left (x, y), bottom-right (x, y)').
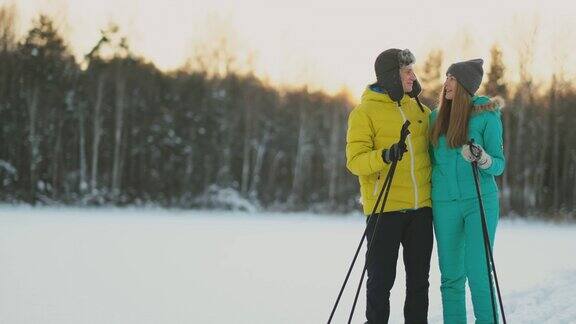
top-left (480, 112), bottom-right (505, 176)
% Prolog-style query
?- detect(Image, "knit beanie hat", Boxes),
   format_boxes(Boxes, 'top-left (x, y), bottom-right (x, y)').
top-left (374, 48), bottom-right (422, 103)
top-left (446, 59), bottom-right (484, 95)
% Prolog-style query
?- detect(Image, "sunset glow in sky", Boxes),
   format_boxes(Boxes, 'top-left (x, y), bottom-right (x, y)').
top-left (6, 0), bottom-right (576, 98)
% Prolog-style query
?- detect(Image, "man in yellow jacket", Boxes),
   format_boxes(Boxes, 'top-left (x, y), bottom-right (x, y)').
top-left (346, 48), bottom-right (432, 323)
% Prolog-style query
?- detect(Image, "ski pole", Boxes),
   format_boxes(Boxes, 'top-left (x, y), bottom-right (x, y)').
top-left (469, 139), bottom-right (507, 324)
top-left (346, 121), bottom-right (411, 324)
top-left (327, 120), bottom-right (410, 324)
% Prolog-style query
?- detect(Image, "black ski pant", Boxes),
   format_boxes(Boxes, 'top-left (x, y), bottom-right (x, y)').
top-left (365, 207), bottom-right (433, 324)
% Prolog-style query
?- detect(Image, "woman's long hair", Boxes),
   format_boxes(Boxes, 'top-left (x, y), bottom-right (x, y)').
top-left (430, 81), bottom-right (472, 148)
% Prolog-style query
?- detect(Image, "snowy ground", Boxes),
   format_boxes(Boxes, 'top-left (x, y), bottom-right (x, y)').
top-left (0, 206), bottom-right (575, 324)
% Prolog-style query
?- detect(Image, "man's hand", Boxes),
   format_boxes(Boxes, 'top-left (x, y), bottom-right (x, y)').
top-left (382, 142), bottom-right (408, 164)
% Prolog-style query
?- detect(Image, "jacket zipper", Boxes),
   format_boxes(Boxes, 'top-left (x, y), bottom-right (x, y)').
top-left (397, 103), bottom-right (419, 209)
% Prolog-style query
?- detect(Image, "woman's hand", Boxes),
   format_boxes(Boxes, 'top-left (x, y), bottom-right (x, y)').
top-left (461, 143), bottom-right (493, 169)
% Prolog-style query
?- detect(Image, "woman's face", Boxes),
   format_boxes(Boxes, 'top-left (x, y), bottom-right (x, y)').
top-left (444, 74), bottom-right (457, 100)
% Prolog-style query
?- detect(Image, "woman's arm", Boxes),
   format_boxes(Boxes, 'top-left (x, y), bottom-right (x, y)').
top-left (480, 112), bottom-right (505, 176)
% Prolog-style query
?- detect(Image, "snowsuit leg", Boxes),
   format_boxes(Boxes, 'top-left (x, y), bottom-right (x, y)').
top-left (433, 192), bottom-right (499, 324)
top-left (433, 199), bottom-right (467, 324)
top-left (464, 193), bottom-right (499, 324)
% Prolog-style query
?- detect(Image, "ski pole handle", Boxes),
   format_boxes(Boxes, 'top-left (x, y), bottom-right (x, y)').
top-left (399, 120), bottom-right (411, 145)
top-left (468, 139), bottom-right (482, 160)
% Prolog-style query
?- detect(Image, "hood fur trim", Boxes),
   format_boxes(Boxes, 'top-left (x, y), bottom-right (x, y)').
top-left (472, 96), bottom-right (505, 113)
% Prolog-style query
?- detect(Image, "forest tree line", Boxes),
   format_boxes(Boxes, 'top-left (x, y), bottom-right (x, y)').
top-left (0, 9), bottom-right (574, 219)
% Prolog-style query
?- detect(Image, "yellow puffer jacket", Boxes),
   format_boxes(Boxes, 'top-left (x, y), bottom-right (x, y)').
top-left (346, 87), bottom-right (432, 215)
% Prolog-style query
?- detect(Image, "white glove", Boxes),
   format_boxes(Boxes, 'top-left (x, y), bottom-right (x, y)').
top-left (461, 143), bottom-right (492, 169)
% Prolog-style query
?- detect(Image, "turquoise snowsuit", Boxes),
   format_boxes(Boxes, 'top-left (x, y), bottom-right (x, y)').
top-left (429, 96), bottom-right (505, 324)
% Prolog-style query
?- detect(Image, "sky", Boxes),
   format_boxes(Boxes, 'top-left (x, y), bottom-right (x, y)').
top-left (5, 0), bottom-right (576, 99)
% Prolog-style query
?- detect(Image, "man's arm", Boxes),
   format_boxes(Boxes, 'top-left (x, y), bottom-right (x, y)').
top-left (346, 108), bottom-right (386, 176)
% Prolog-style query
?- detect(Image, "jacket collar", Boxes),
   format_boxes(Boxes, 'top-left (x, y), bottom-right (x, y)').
top-left (362, 86), bottom-right (412, 106)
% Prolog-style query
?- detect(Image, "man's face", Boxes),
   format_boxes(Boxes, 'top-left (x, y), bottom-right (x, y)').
top-left (399, 65), bottom-right (416, 93)
top-left (444, 74), bottom-right (457, 100)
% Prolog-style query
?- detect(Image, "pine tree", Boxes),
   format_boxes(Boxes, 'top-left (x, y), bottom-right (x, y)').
top-left (418, 49), bottom-right (444, 108)
top-left (483, 44), bottom-right (508, 98)
top-left (19, 15), bottom-right (75, 203)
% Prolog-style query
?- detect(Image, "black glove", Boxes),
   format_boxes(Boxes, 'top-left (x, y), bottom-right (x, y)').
top-left (382, 142), bottom-right (407, 164)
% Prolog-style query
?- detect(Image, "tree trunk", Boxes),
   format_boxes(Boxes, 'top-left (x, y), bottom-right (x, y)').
top-left (91, 75), bottom-right (105, 194)
top-left (78, 96), bottom-right (87, 194)
top-left (572, 151), bottom-right (576, 213)
top-left (551, 107), bottom-right (561, 212)
top-left (112, 75), bottom-right (125, 198)
top-left (327, 107), bottom-right (341, 207)
top-left (501, 109), bottom-right (511, 214)
top-left (289, 108), bottom-right (309, 206)
top-left (514, 94), bottom-right (527, 214)
top-left (560, 144), bottom-right (572, 212)
top-left (51, 104), bottom-right (64, 197)
top-left (265, 150), bottom-right (284, 203)
top-left (184, 147), bottom-right (194, 194)
top-left (241, 101), bottom-right (253, 196)
top-left (28, 86), bottom-right (40, 204)
top-left (249, 128), bottom-right (270, 201)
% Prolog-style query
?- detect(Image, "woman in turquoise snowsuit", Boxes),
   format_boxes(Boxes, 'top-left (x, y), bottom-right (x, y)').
top-left (429, 59), bottom-right (505, 324)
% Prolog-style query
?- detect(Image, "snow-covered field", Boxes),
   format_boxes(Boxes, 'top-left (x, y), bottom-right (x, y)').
top-left (0, 206), bottom-right (574, 324)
